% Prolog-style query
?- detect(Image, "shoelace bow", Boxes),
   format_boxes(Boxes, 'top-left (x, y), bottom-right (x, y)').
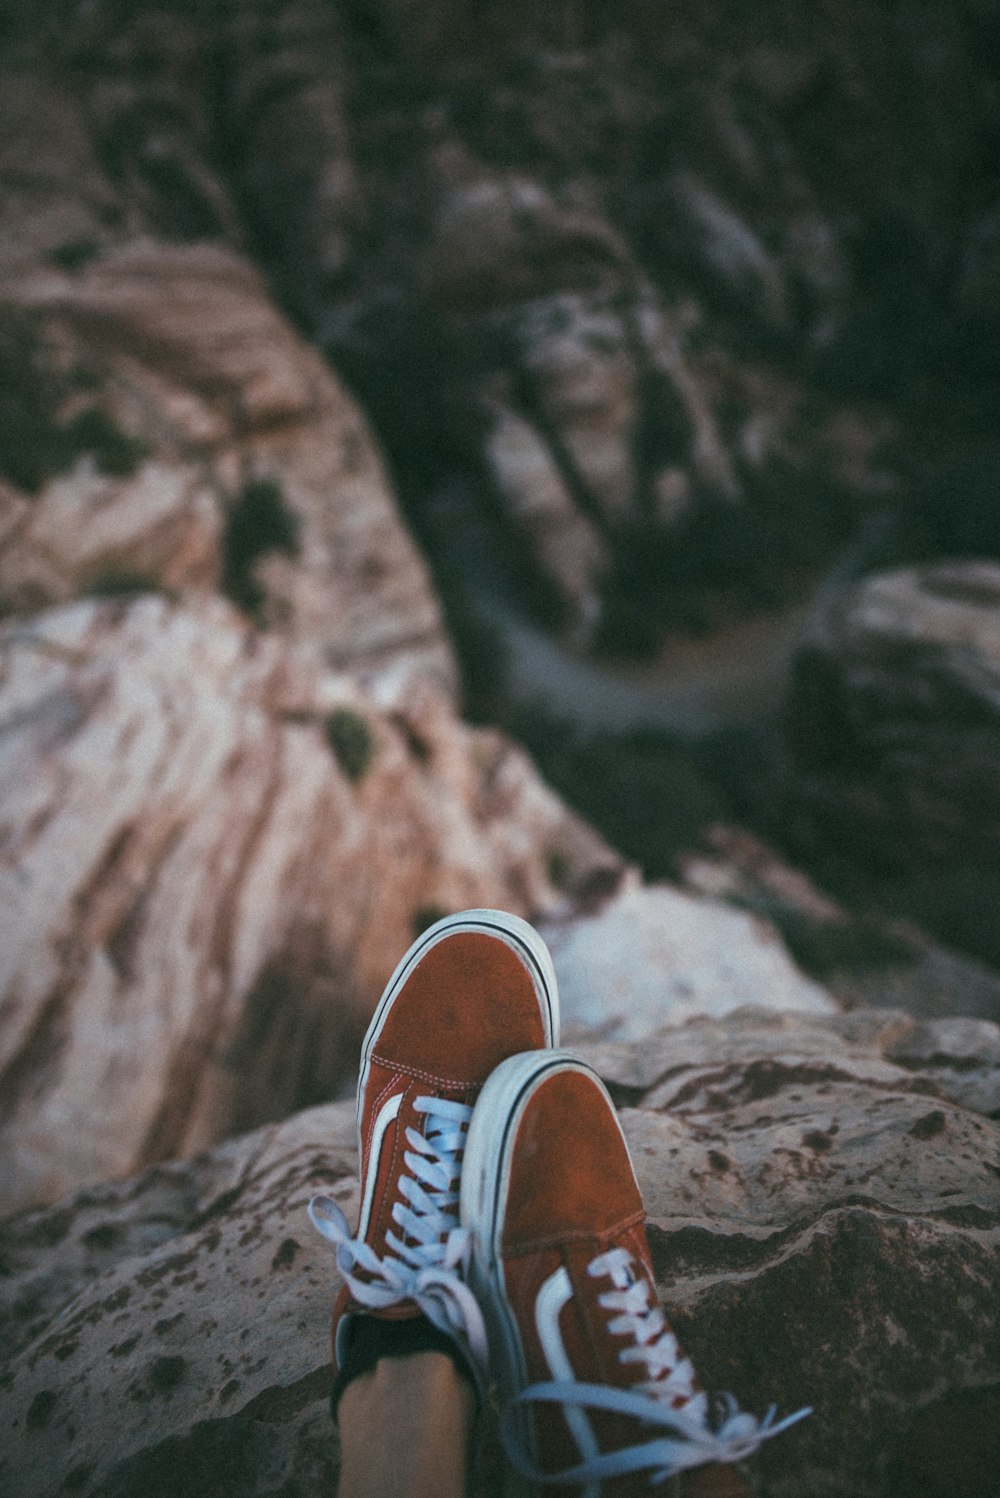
top-left (505, 1246), bottom-right (811, 1486)
top-left (308, 1095), bottom-right (488, 1381)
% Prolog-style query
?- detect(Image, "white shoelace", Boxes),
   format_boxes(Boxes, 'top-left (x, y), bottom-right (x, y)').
top-left (308, 1095), bottom-right (488, 1382)
top-left (506, 1246), bottom-right (811, 1485)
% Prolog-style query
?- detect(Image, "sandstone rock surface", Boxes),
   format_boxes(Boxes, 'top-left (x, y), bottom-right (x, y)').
top-left (420, 144), bottom-right (741, 632)
top-left (2, 1007), bottom-right (998, 1498)
top-left (0, 57), bottom-right (453, 700)
top-left (792, 562), bottom-right (1000, 865)
top-left (2, 0), bottom-right (928, 660)
top-left (0, 233), bottom-right (454, 700)
top-left (0, 1101), bottom-right (357, 1498)
top-left (540, 881), bottom-right (836, 1042)
top-left (0, 595), bottom-right (620, 1216)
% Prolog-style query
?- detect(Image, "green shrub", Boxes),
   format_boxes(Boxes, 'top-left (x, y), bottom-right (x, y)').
top-left (61, 407), bottom-right (149, 477)
top-left (0, 309), bottom-right (147, 490)
top-left (412, 905), bottom-right (449, 937)
top-left (48, 238), bottom-right (102, 273)
top-left (221, 477), bottom-right (300, 617)
top-left (0, 312), bottom-right (78, 490)
top-left (727, 891), bottom-right (914, 980)
top-left (325, 708), bottom-right (374, 783)
top-left (86, 571), bottom-right (162, 600)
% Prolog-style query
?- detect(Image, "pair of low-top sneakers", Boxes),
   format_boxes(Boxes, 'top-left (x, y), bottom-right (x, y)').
top-left (309, 911), bottom-right (807, 1496)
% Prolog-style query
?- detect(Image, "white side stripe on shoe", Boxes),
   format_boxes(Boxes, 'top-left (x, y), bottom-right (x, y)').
top-left (535, 1267), bottom-right (600, 1498)
top-left (309, 1096), bottom-right (489, 1387)
top-left (357, 1091), bottom-right (402, 1242)
top-left (503, 1247), bottom-right (811, 1485)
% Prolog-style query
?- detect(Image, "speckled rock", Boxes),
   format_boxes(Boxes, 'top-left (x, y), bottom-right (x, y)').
top-left (0, 595), bottom-right (621, 1216)
top-left (2, 1007), bottom-right (998, 1498)
top-left (0, 1101), bottom-right (357, 1498)
top-left (575, 1007), bottom-right (1000, 1498)
top-left (540, 881), bottom-right (837, 1043)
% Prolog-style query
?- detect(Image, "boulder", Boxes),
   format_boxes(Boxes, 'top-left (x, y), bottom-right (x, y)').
top-left (2, 1007), bottom-right (998, 1498)
top-left (0, 1101), bottom-right (357, 1498)
top-left (540, 882), bottom-right (836, 1043)
top-left (791, 561), bottom-right (1000, 864)
top-left (586, 1009), bottom-right (1000, 1498)
top-left (789, 562), bottom-right (1000, 965)
top-left (420, 144), bottom-right (740, 633)
top-left (482, 391), bottom-right (608, 633)
top-left (0, 595), bottom-right (621, 1215)
top-left (412, 133), bottom-right (899, 645)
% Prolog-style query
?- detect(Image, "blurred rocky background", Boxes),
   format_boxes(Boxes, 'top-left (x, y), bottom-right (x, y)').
top-left (1, 2), bottom-right (999, 1495)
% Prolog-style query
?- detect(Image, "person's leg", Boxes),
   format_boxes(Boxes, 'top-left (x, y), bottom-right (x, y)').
top-left (308, 910), bottom-right (560, 1495)
top-left (337, 1351), bottom-right (475, 1498)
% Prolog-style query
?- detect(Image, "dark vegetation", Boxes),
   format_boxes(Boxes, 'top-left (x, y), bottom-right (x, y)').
top-left (787, 827), bottom-right (1000, 975)
top-left (86, 572), bottom-right (171, 601)
top-left (0, 311), bottom-right (147, 493)
top-left (220, 477), bottom-right (300, 619)
top-left (317, 0), bottom-right (1000, 662)
top-left (411, 905), bottom-right (450, 938)
top-left (723, 890), bottom-right (915, 982)
top-left (47, 237), bottom-right (102, 273)
top-left (485, 686), bottom-right (922, 980)
top-left (510, 712), bottom-right (729, 879)
top-left (595, 459), bottom-right (860, 658)
top-left (324, 708), bottom-right (375, 784)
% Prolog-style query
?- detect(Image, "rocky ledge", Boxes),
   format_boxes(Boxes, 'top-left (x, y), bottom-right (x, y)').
top-left (2, 1007), bottom-right (998, 1498)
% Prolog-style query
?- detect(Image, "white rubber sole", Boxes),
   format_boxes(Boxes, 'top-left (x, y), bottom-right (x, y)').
top-left (355, 909), bottom-right (561, 1152)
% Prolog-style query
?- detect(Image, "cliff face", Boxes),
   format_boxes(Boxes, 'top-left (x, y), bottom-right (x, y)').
top-left (5, 1), bottom-right (998, 647)
top-left (0, 593), bottom-right (620, 1215)
top-left (0, 60), bottom-right (453, 698)
top-left (0, 18), bottom-right (627, 1216)
top-left (788, 561), bottom-right (1000, 968)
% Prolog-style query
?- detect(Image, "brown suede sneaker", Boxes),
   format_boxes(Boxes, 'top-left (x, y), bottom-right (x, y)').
top-left (309, 910), bottom-right (559, 1393)
top-left (461, 1051), bottom-right (809, 1495)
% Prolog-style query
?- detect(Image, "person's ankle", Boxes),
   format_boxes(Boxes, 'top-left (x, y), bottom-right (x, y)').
top-left (337, 1349), bottom-right (476, 1498)
top-left (331, 1313), bottom-right (478, 1423)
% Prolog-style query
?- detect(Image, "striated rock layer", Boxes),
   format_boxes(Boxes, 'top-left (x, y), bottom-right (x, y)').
top-left (0, 595), bottom-right (620, 1216)
top-left (0, 239), bottom-right (454, 701)
top-left (0, 62), bottom-right (453, 701)
top-left (1, 1008), bottom-right (998, 1498)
